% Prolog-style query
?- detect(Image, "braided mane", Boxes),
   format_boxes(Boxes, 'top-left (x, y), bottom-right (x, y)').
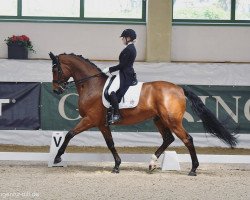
top-left (59, 53), bottom-right (107, 77)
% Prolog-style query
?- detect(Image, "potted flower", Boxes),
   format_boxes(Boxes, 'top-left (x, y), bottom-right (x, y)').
top-left (5, 35), bottom-right (35, 59)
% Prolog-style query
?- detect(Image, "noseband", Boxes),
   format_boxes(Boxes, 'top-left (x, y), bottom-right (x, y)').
top-left (52, 60), bottom-right (69, 93)
top-left (52, 63), bottom-right (63, 84)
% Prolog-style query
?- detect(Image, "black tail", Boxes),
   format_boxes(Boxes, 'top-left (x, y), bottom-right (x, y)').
top-left (183, 88), bottom-right (238, 147)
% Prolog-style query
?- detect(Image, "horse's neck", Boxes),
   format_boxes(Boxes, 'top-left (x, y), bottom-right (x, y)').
top-left (71, 61), bottom-right (106, 95)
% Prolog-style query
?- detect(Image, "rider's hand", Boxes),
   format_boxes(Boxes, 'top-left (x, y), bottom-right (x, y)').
top-left (102, 67), bottom-right (110, 74)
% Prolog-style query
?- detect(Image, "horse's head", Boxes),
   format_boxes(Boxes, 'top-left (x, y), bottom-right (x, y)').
top-left (49, 52), bottom-right (108, 95)
top-left (49, 52), bottom-right (70, 95)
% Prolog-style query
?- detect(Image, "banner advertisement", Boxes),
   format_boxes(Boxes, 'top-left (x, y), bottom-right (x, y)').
top-left (0, 82), bottom-right (40, 130)
top-left (0, 82), bottom-right (249, 132)
top-left (183, 85), bottom-right (250, 133)
top-left (41, 83), bottom-right (81, 131)
top-left (40, 83), bottom-right (250, 133)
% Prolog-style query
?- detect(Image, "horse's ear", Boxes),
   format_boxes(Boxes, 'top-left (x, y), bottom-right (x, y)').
top-left (49, 52), bottom-right (56, 60)
top-left (49, 52), bottom-right (58, 64)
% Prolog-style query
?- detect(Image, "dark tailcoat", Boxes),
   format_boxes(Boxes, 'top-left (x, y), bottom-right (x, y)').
top-left (109, 43), bottom-right (137, 102)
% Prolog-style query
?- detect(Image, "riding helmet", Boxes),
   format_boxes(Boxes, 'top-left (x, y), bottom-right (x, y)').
top-left (120, 29), bottom-right (137, 41)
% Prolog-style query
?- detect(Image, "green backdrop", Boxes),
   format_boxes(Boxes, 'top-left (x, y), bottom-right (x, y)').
top-left (41, 83), bottom-right (250, 133)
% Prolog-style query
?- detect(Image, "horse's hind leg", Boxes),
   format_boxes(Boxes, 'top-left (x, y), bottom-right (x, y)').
top-left (149, 116), bottom-right (175, 171)
top-left (172, 125), bottom-right (199, 176)
top-left (99, 125), bottom-right (121, 173)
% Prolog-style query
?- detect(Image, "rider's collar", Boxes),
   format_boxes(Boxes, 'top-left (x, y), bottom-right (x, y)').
top-left (127, 41), bottom-right (134, 46)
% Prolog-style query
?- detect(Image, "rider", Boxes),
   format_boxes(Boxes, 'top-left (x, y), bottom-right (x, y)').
top-left (102, 29), bottom-right (137, 124)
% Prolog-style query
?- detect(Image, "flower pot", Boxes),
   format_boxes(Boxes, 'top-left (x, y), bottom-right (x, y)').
top-left (8, 43), bottom-right (28, 59)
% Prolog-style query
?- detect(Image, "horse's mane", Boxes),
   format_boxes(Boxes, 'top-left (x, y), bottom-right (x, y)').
top-left (59, 53), bottom-right (108, 78)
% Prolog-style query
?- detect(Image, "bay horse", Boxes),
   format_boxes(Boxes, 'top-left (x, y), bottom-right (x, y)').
top-left (49, 52), bottom-right (237, 176)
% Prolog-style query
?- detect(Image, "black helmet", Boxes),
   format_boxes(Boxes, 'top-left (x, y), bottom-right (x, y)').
top-left (120, 29), bottom-right (137, 41)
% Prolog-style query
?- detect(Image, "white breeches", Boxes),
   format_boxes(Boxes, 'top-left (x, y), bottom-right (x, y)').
top-left (108, 74), bottom-right (120, 95)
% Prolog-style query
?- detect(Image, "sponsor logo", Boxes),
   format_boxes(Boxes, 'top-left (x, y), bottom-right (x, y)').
top-left (0, 99), bottom-right (15, 116)
top-left (185, 96), bottom-right (250, 123)
top-left (58, 93), bottom-right (81, 120)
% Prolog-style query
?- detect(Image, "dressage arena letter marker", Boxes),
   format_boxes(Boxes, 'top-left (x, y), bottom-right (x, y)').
top-left (161, 151), bottom-right (180, 171)
top-left (48, 132), bottom-right (67, 167)
top-left (53, 136), bottom-right (62, 147)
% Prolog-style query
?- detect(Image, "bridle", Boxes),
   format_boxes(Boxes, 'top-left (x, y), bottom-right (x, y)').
top-left (52, 62), bottom-right (68, 93)
top-left (52, 56), bottom-right (103, 93)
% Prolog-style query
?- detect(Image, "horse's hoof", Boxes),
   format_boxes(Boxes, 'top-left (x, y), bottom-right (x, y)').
top-left (149, 165), bottom-right (156, 172)
top-left (188, 171), bottom-right (197, 176)
top-left (112, 168), bottom-right (120, 174)
top-left (54, 157), bottom-right (62, 164)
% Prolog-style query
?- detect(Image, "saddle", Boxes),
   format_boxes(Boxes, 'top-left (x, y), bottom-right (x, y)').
top-left (102, 78), bottom-right (143, 108)
top-left (102, 76), bottom-right (144, 124)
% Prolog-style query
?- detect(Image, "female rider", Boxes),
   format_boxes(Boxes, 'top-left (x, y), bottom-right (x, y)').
top-left (102, 29), bottom-right (137, 124)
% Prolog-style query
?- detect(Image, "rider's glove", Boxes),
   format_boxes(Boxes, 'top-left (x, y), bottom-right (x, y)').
top-left (102, 67), bottom-right (110, 74)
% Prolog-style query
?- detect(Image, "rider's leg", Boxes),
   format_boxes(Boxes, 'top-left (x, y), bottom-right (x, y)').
top-left (109, 91), bottom-right (121, 123)
top-left (108, 75), bottom-right (121, 123)
top-left (108, 74), bottom-right (120, 96)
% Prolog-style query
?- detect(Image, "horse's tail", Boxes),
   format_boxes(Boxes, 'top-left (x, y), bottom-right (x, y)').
top-left (183, 88), bottom-right (238, 147)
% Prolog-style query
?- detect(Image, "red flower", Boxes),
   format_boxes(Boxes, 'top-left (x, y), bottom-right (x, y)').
top-left (22, 35), bottom-right (30, 41)
top-left (11, 36), bottom-right (17, 42)
top-left (18, 36), bottom-right (24, 41)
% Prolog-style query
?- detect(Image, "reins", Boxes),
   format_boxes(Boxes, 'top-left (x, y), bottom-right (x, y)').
top-left (65, 72), bottom-right (104, 88)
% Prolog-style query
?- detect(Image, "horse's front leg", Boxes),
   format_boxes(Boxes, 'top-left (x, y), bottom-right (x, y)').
top-left (99, 125), bottom-right (121, 173)
top-left (54, 117), bottom-right (94, 164)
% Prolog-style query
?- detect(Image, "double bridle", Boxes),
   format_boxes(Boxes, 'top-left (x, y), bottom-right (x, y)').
top-left (52, 58), bottom-right (103, 92)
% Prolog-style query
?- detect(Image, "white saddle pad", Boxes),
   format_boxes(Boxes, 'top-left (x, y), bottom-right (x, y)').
top-left (102, 78), bottom-right (144, 109)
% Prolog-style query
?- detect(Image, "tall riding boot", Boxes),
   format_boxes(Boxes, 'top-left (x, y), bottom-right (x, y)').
top-left (109, 92), bottom-right (122, 124)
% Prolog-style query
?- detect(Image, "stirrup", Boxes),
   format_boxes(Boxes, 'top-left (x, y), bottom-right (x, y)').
top-left (111, 113), bottom-right (122, 124)
top-left (107, 113), bottom-right (121, 125)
